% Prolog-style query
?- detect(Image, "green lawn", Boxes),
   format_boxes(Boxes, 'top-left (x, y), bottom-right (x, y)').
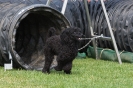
top-left (0, 58), bottom-right (133, 88)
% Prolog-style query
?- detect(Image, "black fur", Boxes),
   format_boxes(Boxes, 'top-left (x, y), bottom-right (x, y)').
top-left (42, 27), bottom-right (83, 74)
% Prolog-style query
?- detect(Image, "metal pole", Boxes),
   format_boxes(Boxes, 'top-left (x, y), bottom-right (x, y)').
top-left (83, 0), bottom-right (94, 36)
top-left (83, 0), bottom-right (98, 59)
top-left (46, 0), bottom-right (52, 6)
top-left (100, 0), bottom-right (122, 64)
top-left (61, 0), bottom-right (68, 14)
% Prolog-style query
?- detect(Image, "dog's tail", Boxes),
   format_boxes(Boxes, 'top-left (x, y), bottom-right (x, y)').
top-left (47, 27), bottom-right (56, 37)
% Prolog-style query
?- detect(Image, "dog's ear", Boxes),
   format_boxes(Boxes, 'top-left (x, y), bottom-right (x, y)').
top-left (60, 28), bottom-right (71, 43)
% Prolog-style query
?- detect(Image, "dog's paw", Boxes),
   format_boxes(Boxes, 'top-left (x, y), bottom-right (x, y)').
top-left (42, 70), bottom-right (50, 74)
top-left (64, 70), bottom-right (71, 74)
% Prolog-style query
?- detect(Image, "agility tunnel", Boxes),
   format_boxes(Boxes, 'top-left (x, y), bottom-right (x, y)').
top-left (0, 1), bottom-right (70, 70)
top-left (86, 0), bottom-right (133, 63)
top-left (89, 0), bottom-right (133, 52)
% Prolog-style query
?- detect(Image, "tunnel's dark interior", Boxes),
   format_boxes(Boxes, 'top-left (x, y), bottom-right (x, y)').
top-left (14, 11), bottom-right (64, 69)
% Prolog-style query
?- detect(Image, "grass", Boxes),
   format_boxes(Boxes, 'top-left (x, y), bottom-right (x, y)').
top-left (0, 58), bottom-right (133, 88)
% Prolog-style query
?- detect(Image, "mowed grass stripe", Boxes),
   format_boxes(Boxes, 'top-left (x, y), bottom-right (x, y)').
top-left (0, 58), bottom-right (133, 88)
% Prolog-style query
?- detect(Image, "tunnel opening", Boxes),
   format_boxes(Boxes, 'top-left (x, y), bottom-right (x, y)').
top-left (9, 6), bottom-right (70, 70)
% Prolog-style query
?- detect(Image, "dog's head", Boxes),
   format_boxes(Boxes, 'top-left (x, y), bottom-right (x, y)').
top-left (60, 27), bottom-right (83, 43)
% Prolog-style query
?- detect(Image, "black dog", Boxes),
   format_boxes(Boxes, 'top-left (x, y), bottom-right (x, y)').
top-left (42, 27), bottom-right (83, 74)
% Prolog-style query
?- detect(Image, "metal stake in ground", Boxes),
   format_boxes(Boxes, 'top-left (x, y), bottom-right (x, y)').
top-left (100, 0), bottom-right (122, 64)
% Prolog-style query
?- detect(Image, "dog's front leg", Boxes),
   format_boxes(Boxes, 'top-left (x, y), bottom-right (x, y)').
top-left (42, 63), bottom-right (51, 74)
top-left (42, 56), bottom-right (53, 74)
